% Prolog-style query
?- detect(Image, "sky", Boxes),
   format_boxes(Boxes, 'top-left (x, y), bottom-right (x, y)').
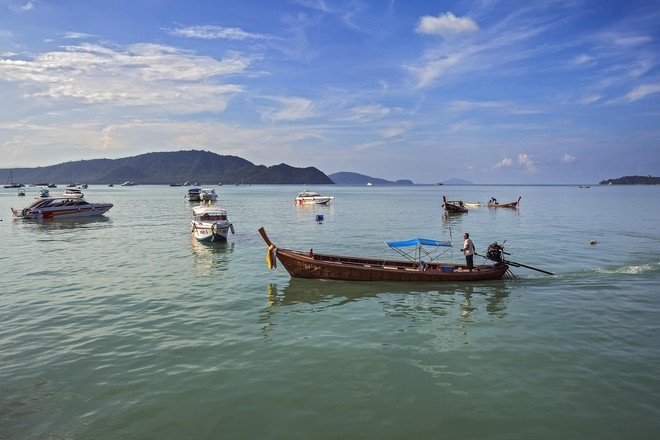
top-left (1, 0), bottom-right (659, 184)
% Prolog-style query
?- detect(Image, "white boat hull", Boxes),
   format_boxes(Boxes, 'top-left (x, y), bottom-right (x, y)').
top-left (11, 197), bottom-right (113, 220)
top-left (191, 221), bottom-right (233, 242)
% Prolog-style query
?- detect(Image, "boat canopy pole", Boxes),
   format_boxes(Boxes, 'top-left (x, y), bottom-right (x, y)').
top-left (385, 238), bottom-right (453, 263)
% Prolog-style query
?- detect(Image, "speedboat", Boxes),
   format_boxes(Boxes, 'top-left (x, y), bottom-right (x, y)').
top-left (11, 196), bottom-right (113, 220)
top-left (62, 188), bottom-right (84, 198)
top-left (200, 188), bottom-right (218, 202)
top-left (186, 187), bottom-right (202, 202)
top-left (191, 204), bottom-right (234, 242)
top-left (294, 189), bottom-right (335, 205)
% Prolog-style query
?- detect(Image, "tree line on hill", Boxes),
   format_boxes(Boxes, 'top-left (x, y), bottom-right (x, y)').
top-left (1, 150), bottom-right (418, 186)
top-left (1, 150), bottom-right (334, 185)
top-left (600, 176), bottom-right (660, 185)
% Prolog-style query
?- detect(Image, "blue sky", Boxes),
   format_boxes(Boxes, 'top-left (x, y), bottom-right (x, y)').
top-left (1, 0), bottom-right (659, 184)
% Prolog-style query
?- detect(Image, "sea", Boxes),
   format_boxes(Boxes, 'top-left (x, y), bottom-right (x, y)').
top-left (1, 184), bottom-right (659, 440)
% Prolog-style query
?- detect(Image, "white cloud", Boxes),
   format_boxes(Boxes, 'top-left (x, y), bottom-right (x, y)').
top-left (63, 32), bottom-right (93, 40)
top-left (561, 153), bottom-right (575, 164)
top-left (518, 153), bottom-right (537, 172)
top-left (493, 157), bottom-right (513, 169)
top-left (347, 104), bottom-right (391, 122)
top-left (260, 97), bottom-right (316, 122)
top-left (0, 43), bottom-right (249, 110)
top-left (623, 83), bottom-right (660, 102)
top-left (169, 25), bottom-right (274, 41)
top-left (415, 12), bottom-right (479, 37)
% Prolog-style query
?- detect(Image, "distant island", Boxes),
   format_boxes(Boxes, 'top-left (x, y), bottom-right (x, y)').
top-left (1, 150), bottom-right (421, 186)
top-left (328, 172), bottom-right (413, 185)
top-left (600, 176), bottom-right (660, 185)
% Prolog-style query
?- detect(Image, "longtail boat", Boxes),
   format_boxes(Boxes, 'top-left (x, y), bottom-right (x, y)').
top-left (442, 196), bottom-right (468, 213)
top-left (259, 227), bottom-right (512, 282)
top-left (487, 196), bottom-right (521, 208)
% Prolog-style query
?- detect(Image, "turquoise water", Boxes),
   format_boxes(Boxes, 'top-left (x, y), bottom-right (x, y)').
top-left (1, 184), bottom-right (659, 439)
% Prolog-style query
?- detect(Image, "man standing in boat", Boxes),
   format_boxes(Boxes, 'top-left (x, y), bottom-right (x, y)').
top-left (461, 233), bottom-right (475, 271)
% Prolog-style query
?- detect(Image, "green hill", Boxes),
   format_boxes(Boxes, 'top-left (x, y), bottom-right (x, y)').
top-left (600, 176), bottom-right (660, 185)
top-left (1, 150), bottom-right (334, 185)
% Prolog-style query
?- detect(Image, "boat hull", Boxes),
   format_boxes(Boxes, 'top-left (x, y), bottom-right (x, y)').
top-left (272, 249), bottom-right (508, 282)
top-left (12, 203), bottom-right (113, 219)
top-left (488, 196), bottom-right (521, 209)
top-left (295, 197), bottom-right (333, 205)
top-left (191, 221), bottom-right (232, 242)
top-left (442, 196), bottom-right (468, 213)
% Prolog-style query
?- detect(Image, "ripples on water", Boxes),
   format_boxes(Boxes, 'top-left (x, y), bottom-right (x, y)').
top-left (1, 185), bottom-right (659, 439)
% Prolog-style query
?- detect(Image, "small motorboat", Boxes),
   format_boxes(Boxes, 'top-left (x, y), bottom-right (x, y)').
top-left (191, 204), bottom-right (234, 242)
top-left (11, 196), bottom-right (113, 220)
top-left (294, 189), bottom-right (335, 205)
top-left (62, 188), bottom-right (84, 198)
top-left (186, 187), bottom-right (202, 202)
top-left (464, 202), bottom-right (481, 208)
top-left (200, 188), bottom-right (218, 202)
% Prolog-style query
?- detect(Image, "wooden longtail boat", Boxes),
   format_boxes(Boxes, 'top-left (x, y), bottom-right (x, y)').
top-left (259, 227), bottom-right (510, 282)
top-left (487, 196), bottom-right (521, 208)
top-left (442, 196), bottom-right (468, 213)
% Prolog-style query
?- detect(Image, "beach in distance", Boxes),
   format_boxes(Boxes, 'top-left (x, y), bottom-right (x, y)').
top-left (1, 184), bottom-right (659, 439)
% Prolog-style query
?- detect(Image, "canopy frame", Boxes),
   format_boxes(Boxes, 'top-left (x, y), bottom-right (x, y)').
top-left (385, 238), bottom-right (453, 263)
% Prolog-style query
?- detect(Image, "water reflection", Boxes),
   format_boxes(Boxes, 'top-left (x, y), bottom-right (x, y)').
top-left (15, 216), bottom-right (112, 231)
top-left (189, 236), bottom-right (235, 275)
top-left (265, 279), bottom-right (511, 317)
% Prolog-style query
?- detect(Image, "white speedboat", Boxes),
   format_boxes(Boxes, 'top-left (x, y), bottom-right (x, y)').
top-left (294, 189), bottom-right (335, 205)
top-left (186, 187), bottom-right (202, 202)
top-left (191, 204), bottom-right (234, 242)
top-left (11, 196), bottom-right (113, 220)
top-left (200, 188), bottom-right (218, 202)
top-left (62, 188), bottom-right (84, 198)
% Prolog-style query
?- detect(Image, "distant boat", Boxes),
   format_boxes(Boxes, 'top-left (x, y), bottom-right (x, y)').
top-left (579, 185), bottom-right (590, 188)
top-left (3, 169), bottom-right (22, 188)
top-left (294, 188), bottom-right (335, 205)
top-left (121, 181), bottom-right (137, 186)
top-left (487, 197), bottom-right (521, 209)
top-left (200, 188), bottom-right (218, 202)
top-left (186, 187), bottom-right (202, 202)
top-left (62, 188), bottom-right (84, 198)
top-left (367, 182), bottom-right (373, 186)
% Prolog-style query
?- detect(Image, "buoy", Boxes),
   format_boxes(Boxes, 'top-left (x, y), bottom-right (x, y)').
top-left (589, 240), bottom-right (598, 245)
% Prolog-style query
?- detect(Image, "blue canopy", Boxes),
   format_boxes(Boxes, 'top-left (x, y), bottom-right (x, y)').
top-left (386, 238), bottom-right (452, 248)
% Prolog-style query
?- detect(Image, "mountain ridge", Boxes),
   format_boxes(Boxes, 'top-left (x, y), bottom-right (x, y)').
top-left (1, 150), bottom-right (334, 185)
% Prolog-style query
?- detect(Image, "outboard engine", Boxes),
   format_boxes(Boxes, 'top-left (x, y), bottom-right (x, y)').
top-left (486, 242), bottom-right (504, 262)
